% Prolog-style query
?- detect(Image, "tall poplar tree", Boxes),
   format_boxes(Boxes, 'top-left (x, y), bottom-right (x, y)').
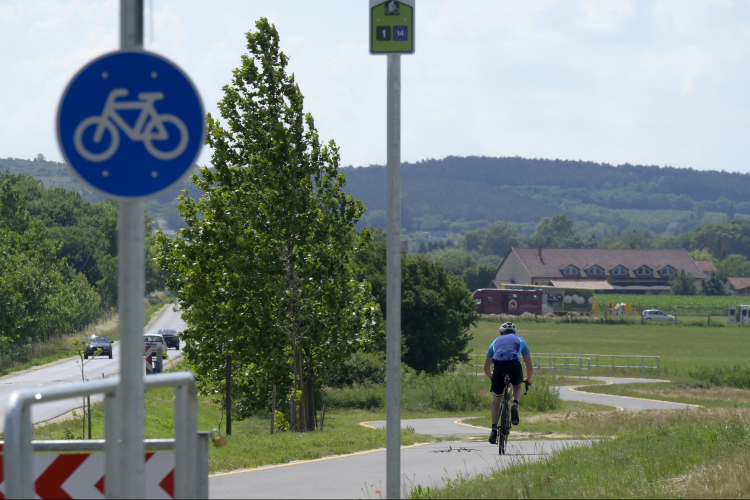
top-left (157, 19), bottom-right (381, 431)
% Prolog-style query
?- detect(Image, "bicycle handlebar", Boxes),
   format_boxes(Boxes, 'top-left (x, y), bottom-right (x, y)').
top-left (523, 379), bottom-right (530, 395)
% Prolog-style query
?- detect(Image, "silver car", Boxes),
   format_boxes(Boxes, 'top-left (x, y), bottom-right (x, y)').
top-left (641, 309), bottom-right (675, 321)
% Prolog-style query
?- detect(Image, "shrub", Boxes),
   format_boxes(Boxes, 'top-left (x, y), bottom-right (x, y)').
top-left (321, 385), bottom-right (384, 410)
top-left (688, 364), bottom-right (750, 389)
top-left (328, 351), bottom-right (386, 387)
top-left (522, 376), bottom-right (560, 411)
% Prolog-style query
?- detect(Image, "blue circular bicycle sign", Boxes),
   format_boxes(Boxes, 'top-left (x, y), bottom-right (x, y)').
top-left (57, 51), bottom-right (204, 198)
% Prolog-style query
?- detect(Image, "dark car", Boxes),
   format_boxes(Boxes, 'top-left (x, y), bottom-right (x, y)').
top-left (157, 329), bottom-right (180, 350)
top-left (85, 335), bottom-right (113, 359)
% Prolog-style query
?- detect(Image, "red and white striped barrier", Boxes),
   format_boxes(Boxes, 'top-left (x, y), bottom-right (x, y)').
top-left (0, 451), bottom-right (174, 499)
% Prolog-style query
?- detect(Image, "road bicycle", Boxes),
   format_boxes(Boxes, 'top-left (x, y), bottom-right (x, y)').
top-left (495, 375), bottom-right (529, 455)
top-left (74, 88), bottom-right (188, 162)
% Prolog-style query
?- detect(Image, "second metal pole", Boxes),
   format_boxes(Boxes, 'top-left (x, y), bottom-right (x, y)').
top-left (118, 199), bottom-right (145, 499)
top-left (386, 53), bottom-right (402, 500)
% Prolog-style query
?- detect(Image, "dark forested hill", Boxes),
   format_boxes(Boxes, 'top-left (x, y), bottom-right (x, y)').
top-left (5, 155), bottom-right (749, 237)
top-left (341, 156), bottom-right (750, 234)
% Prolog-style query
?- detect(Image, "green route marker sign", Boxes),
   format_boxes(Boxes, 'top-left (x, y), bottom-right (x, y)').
top-left (370, 0), bottom-right (415, 55)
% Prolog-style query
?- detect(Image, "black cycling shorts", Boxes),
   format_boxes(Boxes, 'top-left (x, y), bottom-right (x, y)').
top-left (491, 360), bottom-right (523, 397)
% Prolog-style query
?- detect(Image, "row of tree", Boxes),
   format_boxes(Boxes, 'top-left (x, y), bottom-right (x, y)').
top-left (0, 180), bottom-right (100, 356)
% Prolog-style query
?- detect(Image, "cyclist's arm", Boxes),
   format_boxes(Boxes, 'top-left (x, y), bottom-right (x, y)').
top-left (522, 354), bottom-right (533, 385)
top-left (484, 356), bottom-right (493, 380)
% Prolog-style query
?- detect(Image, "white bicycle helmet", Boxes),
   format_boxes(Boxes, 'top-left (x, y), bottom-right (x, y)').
top-left (499, 322), bottom-right (517, 335)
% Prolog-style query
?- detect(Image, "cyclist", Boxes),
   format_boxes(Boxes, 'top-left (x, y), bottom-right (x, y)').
top-left (484, 322), bottom-right (533, 445)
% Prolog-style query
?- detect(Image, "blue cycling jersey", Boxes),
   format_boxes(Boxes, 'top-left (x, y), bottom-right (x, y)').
top-left (486, 334), bottom-right (530, 361)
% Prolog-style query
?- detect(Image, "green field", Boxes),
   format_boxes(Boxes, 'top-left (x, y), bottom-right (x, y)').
top-left (598, 294), bottom-right (743, 315)
top-left (469, 319), bottom-right (750, 376)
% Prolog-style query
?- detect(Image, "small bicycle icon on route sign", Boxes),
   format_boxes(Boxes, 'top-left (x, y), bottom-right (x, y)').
top-left (73, 88), bottom-right (189, 162)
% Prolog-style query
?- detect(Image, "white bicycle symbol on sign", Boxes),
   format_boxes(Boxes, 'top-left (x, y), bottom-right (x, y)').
top-left (74, 88), bottom-right (189, 162)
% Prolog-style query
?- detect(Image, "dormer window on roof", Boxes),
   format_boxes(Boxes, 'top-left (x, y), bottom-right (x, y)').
top-left (660, 266), bottom-right (676, 276)
top-left (636, 266), bottom-right (652, 276)
top-left (563, 265), bottom-right (579, 276)
top-left (587, 265), bottom-right (603, 276)
top-left (611, 266), bottom-right (628, 276)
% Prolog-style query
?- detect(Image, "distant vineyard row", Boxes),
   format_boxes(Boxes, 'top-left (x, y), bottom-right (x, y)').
top-left (597, 294), bottom-right (742, 314)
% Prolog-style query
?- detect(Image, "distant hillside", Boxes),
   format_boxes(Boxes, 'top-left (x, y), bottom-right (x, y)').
top-left (341, 157), bottom-right (749, 235)
top-left (5, 155), bottom-right (748, 237)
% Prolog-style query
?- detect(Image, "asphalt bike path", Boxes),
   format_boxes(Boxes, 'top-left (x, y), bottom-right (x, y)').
top-left (209, 376), bottom-right (698, 498)
top-left (559, 376), bottom-right (699, 411)
top-left (209, 439), bottom-right (592, 499)
top-left (0, 305), bottom-right (186, 431)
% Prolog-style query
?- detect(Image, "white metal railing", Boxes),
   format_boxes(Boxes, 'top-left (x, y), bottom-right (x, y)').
top-left (459, 352), bottom-right (660, 377)
top-left (535, 353), bottom-right (660, 376)
top-left (458, 354), bottom-right (591, 378)
top-left (3, 371), bottom-right (204, 499)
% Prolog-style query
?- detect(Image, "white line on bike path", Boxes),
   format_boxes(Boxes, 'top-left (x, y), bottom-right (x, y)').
top-left (208, 439), bottom-right (592, 499)
top-left (560, 377), bottom-right (699, 411)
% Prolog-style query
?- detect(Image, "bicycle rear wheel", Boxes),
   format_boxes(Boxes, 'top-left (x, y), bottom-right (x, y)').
top-left (498, 401), bottom-right (510, 455)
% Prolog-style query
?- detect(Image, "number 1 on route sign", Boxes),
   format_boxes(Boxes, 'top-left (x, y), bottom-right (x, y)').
top-left (56, 51), bottom-right (205, 199)
top-left (370, 0), bottom-right (415, 55)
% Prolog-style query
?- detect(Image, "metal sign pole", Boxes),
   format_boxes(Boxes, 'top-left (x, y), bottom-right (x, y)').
top-left (386, 53), bottom-right (402, 500)
top-left (118, 1), bottom-right (145, 497)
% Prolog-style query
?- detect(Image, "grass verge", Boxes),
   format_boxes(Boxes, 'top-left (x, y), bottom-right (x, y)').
top-left (408, 408), bottom-right (750, 499)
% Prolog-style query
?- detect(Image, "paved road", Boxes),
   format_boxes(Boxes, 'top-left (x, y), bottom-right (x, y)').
top-left (0, 306), bottom-right (186, 431)
top-left (559, 376), bottom-right (699, 410)
top-left (209, 439), bottom-right (592, 499)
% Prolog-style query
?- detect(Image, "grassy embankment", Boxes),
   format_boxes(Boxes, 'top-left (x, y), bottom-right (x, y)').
top-left (410, 408), bottom-right (750, 499)
top-left (0, 292), bottom-right (173, 377)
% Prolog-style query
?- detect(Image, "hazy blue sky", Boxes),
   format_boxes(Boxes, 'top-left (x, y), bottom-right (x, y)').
top-left (2, 0), bottom-right (750, 172)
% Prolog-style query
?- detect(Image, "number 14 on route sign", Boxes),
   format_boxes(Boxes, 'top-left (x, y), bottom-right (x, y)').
top-left (370, 0), bottom-right (415, 55)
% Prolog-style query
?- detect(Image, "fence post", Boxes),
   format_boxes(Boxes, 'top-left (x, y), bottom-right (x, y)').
top-left (657, 356), bottom-right (660, 375)
top-left (627, 356), bottom-right (630, 374)
top-left (612, 356), bottom-right (615, 375)
top-left (579, 358), bottom-right (582, 378)
top-left (596, 355), bottom-right (599, 376)
top-left (641, 356), bottom-right (644, 376)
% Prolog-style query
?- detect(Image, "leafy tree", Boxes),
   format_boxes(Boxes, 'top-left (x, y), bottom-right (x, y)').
top-left (669, 269), bottom-right (698, 296)
top-left (727, 202), bottom-right (735, 220)
top-left (602, 230), bottom-right (656, 249)
top-left (716, 254), bottom-right (750, 280)
top-left (689, 248), bottom-right (714, 261)
top-left (701, 272), bottom-right (727, 296)
top-left (528, 214), bottom-right (597, 249)
top-left (157, 19), bottom-right (381, 431)
top-left (0, 179), bottom-right (100, 349)
top-left (462, 264), bottom-right (496, 292)
top-left (352, 230), bottom-right (478, 374)
top-left (461, 221), bottom-right (523, 257)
